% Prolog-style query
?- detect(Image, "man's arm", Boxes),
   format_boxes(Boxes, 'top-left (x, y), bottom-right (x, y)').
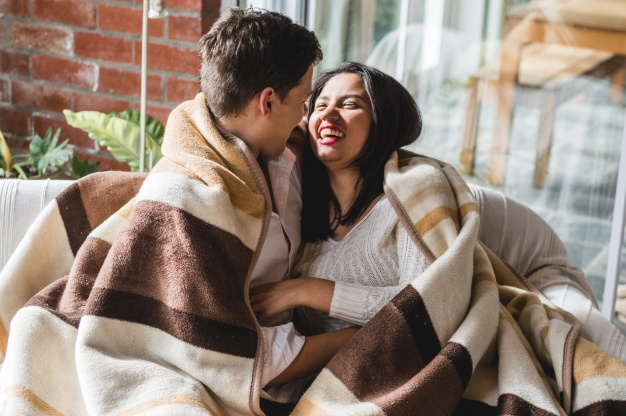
top-left (266, 326), bottom-right (359, 386)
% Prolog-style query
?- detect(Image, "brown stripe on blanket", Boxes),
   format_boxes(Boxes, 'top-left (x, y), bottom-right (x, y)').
top-left (84, 200), bottom-right (257, 338)
top-left (28, 277), bottom-right (80, 327)
top-left (324, 300), bottom-right (427, 403)
top-left (391, 284), bottom-right (441, 363)
top-left (57, 172), bottom-right (146, 255)
top-left (27, 237), bottom-right (113, 327)
top-left (325, 285), bottom-right (472, 415)
top-left (77, 171), bottom-right (146, 230)
top-left (56, 182), bottom-right (91, 256)
top-left (572, 400), bottom-right (626, 416)
top-left (497, 393), bottom-right (558, 416)
top-left (86, 286), bottom-right (258, 358)
top-left (374, 342), bottom-right (472, 416)
top-left (453, 398), bottom-right (495, 415)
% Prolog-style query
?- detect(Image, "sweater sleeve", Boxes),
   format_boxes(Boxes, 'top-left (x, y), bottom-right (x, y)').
top-left (329, 223), bottom-right (428, 326)
top-left (469, 184), bottom-right (598, 306)
top-left (469, 185), bottom-right (626, 362)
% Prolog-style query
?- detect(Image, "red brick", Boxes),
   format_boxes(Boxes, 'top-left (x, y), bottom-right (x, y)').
top-left (0, 79), bottom-right (8, 102)
top-left (10, 22), bottom-right (73, 54)
top-left (3, 135), bottom-right (31, 150)
top-left (32, 55), bottom-right (96, 89)
top-left (201, 12), bottom-right (219, 35)
top-left (33, 0), bottom-right (96, 28)
top-left (166, 77), bottom-right (198, 103)
top-left (0, 107), bottom-right (31, 136)
top-left (0, 0), bottom-right (29, 16)
top-left (74, 32), bottom-right (133, 63)
top-left (0, 20), bottom-right (6, 43)
top-left (73, 92), bottom-right (130, 113)
top-left (134, 41), bottom-right (199, 75)
top-left (166, 0), bottom-right (219, 12)
top-left (73, 148), bottom-right (131, 172)
top-left (12, 81), bottom-right (72, 112)
top-left (99, 4), bottom-right (164, 37)
top-left (98, 66), bottom-right (162, 100)
top-left (133, 102), bottom-right (173, 125)
top-left (33, 113), bottom-right (94, 149)
top-left (168, 14), bottom-right (203, 43)
top-left (0, 50), bottom-right (30, 77)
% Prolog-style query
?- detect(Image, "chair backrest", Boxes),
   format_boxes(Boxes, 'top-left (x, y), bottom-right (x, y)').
top-left (0, 179), bottom-right (74, 271)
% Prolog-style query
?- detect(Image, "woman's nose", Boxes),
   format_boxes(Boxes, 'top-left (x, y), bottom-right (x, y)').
top-left (320, 106), bottom-right (338, 120)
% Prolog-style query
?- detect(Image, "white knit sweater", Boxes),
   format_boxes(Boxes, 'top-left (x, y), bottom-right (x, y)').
top-left (294, 196), bottom-right (429, 334)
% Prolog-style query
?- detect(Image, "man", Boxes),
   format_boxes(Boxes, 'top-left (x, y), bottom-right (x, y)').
top-left (197, 7), bottom-right (358, 412)
top-left (0, 8), bottom-right (353, 415)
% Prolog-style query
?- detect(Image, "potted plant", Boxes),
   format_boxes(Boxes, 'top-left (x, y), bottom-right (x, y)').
top-left (63, 110), bottom-right (164, 172)
top-left (1, 127), bottom-right (74, 179)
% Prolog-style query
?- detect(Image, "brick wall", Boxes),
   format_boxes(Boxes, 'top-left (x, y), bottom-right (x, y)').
top-left (0, 0), bottom-right (220, 170)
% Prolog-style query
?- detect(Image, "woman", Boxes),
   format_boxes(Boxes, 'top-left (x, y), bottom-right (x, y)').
top-left (252, 62), bottom-right (626, 362)
top-left (251, 61), bottom-right (426, 335)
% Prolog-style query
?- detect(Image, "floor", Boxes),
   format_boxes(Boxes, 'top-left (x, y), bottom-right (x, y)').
top-left (405, 75), bottom-right (626, 331)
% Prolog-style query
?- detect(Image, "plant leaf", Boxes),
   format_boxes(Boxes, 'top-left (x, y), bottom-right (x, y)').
top-left (116, 110), bottom-right (165, 147)
top-left (37, 140), bottom-right (72, 175)
top-left (13, 164), bottom-right (28, 180)
top-left (27, 128), bottom-right (73, 175)
top-left (0, 129), bottom-right (12, 173)
top-left (63, 110), bottom-right (162, 172)
top-left (71, 155), bottom-right (101, 178)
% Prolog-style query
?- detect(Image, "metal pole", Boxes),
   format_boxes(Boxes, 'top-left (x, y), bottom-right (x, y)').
top-left (602, 107), bottom-right (626, 320)
top-left (140, 0), bottom-right (149, 173)
top-left (395, 0), bottom-right (410, 83)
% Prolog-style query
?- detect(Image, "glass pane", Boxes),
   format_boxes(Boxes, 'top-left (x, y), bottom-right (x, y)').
top-left (305, 0), bottom-right (626, 327)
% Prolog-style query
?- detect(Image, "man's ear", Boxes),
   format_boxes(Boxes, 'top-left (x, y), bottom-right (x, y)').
top-left (259, 87), bottom-right (275, 118)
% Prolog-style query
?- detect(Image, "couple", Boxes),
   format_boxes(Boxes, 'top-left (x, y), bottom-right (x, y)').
top-left (1, 7), bottom-right (626, 416)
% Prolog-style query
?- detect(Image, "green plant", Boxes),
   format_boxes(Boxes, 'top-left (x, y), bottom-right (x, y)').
top-left (0, 128), bottom-right (13, 178)
top-left (1, 128), bottom-right (73, 179)
top-left (63, 110), bottom-right (164, 172)
top-left (66, 155), bottom-right (102, 179)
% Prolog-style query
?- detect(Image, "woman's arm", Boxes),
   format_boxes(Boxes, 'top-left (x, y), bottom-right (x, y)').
top-left (251, 226), bottom-right (425, 326)
top-left (266, 326), bottom-right (359, 387)
top-left (250, 277), bottom-right (335, 322)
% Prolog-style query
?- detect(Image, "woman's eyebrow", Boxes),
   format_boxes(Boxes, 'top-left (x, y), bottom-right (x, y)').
top-left (316, 93), bottom-right (367, 101)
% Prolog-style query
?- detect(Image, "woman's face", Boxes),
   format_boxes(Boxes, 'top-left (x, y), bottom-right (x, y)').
top-left (308, 73), bottom-right (373, 171)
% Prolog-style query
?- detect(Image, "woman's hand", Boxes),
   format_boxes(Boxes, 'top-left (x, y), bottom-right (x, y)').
top-left (249, 278), bottom-right (335, 322)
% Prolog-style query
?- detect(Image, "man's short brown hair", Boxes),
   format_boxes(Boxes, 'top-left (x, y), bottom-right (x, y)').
top-left (198, 8), bottom-right (322, 118)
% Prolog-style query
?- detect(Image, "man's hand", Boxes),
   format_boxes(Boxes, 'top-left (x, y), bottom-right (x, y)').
top-left (249, 278), bottom-right (334, 322)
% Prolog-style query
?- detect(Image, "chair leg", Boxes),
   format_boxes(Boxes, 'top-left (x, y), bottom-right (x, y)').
top-left (610, 67), bottom-right (625, 104)
top-left (487, 83), bottom-right (514, 186)
top-left (534, 91), bottom-right (557, 188)
top-left (460, 78), bottom-right (480, 174)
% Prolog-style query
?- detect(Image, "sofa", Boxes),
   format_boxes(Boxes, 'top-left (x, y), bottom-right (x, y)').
top-left (0, 179), bottom-right (74, 271)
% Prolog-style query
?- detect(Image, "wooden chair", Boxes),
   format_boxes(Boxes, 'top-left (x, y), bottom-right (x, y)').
top-left (459, 42), bottom-right (620, 187)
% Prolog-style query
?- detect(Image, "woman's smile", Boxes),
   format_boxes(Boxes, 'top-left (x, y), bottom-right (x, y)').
top-left (318, 123), bottom-right (345, 145)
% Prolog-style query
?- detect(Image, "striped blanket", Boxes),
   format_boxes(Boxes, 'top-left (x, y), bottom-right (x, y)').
top-left (1, 92), bottom-right (625, 415)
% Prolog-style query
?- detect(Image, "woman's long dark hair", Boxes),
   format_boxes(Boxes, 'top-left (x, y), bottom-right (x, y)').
top-left (301, 62), bottom-right (423, 242)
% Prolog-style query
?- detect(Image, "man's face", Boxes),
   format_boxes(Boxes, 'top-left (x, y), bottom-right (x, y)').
top-left (260, 65), bottom-right (313, 157)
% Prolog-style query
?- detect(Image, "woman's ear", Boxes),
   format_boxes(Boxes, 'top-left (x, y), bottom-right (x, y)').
top-left (259, 87), bottom-right (274, 118)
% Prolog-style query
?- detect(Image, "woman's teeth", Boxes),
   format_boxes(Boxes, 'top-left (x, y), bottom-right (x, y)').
top-left (320, 128), bottom-right (344, 139)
